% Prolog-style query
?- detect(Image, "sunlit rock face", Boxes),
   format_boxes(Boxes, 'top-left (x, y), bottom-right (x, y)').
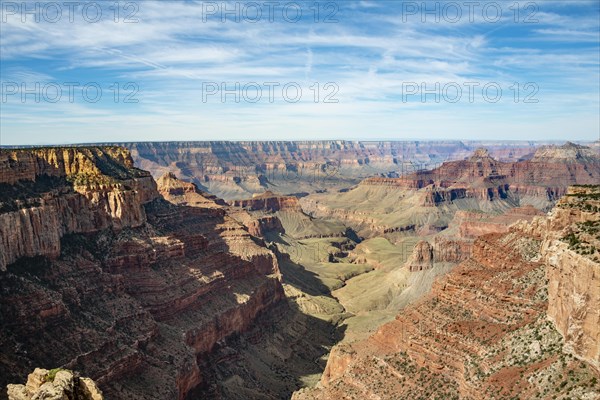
top-left (300, 144), bottom-right (600, 237)
top-left (540, 186), bottom-right (600, 371)
top-left (293, 186), bottom-right (600, 400)
top-left (118, 140), bottom-right (548, 200)
top-left (0, 147), bottom-right (159, 271)
top-left (7, 368), bottom-right (104, 400)
top-left (230, 190), bottom-right (302, 212)
top-left (0, 146), bottom-right (284, 400)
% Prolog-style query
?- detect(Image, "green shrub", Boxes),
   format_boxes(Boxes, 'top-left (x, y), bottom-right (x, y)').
top-left (46, 368), bottom-right (65, 382)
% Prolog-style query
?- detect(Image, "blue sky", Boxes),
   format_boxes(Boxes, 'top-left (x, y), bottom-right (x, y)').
top-left (0, 0), bottom-right (599, 145)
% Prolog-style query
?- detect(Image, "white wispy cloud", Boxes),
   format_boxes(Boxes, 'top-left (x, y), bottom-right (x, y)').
top-left (0, 0), bottom-right (598, 144)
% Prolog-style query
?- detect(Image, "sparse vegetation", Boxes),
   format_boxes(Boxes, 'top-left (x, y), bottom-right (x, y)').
top-left (46, 368), bottom-right (65, 382)
top-left (66, 172), bottom-right (115, 187)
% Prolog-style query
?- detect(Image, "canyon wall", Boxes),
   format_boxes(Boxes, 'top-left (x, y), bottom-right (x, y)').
top-left (0, 146), bottom-right (137, 184)
top-left (301, 143), bottom-right (600, 237)
top-left (230, 191), bottom-right (302, 212)
top-left (110, 141), bottom-right (554, 200)
top-left (369, 143), bottom-right (599, 206)
top-left (545, 239), bottom-right (600, 371)
top-left (122, 140), bottom-right (544, 174)
top-left (0, 147), bottom-right (285, 399)
top-left (405, 238), bottom-right (471, 272)
top-left (0, 147), bottom-right (158, 271)
top-left (294, 186), bottom-right (600, 399)
top-left (541, 186), bottom-right (599, 370)
top-left (513, 185), bottom-right (600, 370)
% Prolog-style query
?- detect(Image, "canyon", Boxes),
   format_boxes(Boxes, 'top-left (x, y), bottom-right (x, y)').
top-left (301, 142), bottom-right (600, 238)
top-left (293, 185), bottom-right (600, 400)
top-left (0, 147), bottom-right (285, 399)
top-left (117, 140), bottom-right (560, 201)
top-left (2, 142), bottom-right (599, 400)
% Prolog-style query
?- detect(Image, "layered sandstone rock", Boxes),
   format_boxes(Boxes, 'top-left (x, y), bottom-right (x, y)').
top-left (540, 186), bottom-right (600, 370)
top-left (408, 206), bottom-right (546, 268)
top-left (122, 141), bottom-right (546, 177)
top-left (302, 143), bottom-right (600, 237)
top-left (0, 147), bottom-right (158, 271)
top-left (512, 186), bottom-right (599, 371)
top-left (294, 189), bottom-right (600, 399)
top-left (244, 215), bottom-right (285, 237)
top-left (395, 143), bottom-right (599, 206)
top-left (155, 173), bottom-right (282, 276)
top-left (532, 142), bottom-right (599, 162)
top-left (405, 238), bottom-right (473, 272)
top-left (544, 239), bottom-right (600, 371)
top-left (454, 206), bottom-right (545, 239)
top-left (0, 146), bottom-right (135, 185)
top-left (230, 191), bottom-right (302, 212)
top-left (405, 240), bottom-right (434, 271)
top-left (0, 147), bottom-right (285, 400)
top-left (119, 141), bottom-right (549, 200)
top-left (156, 172), bottom-right (226, 208)
top-left (7, 368), bottom-right (103, 400)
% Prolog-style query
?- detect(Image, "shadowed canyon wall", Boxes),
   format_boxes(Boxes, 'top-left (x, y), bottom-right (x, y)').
top-left (0, 147), bottom-right (285, 399)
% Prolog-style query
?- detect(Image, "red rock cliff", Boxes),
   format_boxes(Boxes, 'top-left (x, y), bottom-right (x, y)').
top-left (0, 147), bottom-right (285, 400)
top-left (294, 188), bottom-right (600, 399)
top-left (0, 147), bottom-right (158, 271)
top-left (538, 186), bottom-right (599, 370)
top-left (361, 143), bottom-right (600, 206)
top-left (230, 191), bottom-right (302, 212)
